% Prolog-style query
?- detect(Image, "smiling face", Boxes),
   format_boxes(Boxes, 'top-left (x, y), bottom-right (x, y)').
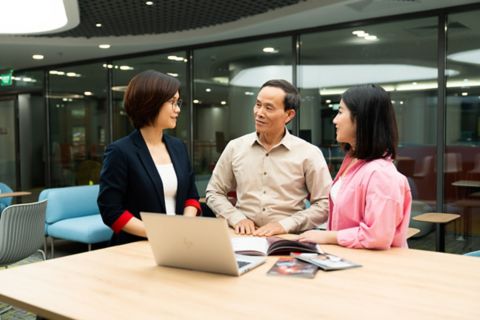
top-left (153, 91), bottom-right (181, 129)
top-left (333, 99), bottom-right (356, 148)
top-left (253, 86), bottom-right (295, 137)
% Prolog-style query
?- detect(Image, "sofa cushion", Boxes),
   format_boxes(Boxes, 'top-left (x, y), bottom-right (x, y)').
top-left (47, 214), bottom-right (112, 244)
top-left (40, 185), bottom-right (100, 224)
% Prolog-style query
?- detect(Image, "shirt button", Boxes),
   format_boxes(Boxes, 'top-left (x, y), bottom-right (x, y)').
top-left (262, 208), bottom-right (266, 211)
top-left (264, 172), bottom-right (267, 175)
top-left (263, 190), bottom-right (266, 194)
top-left (266, 153), bottom-right (269, 157)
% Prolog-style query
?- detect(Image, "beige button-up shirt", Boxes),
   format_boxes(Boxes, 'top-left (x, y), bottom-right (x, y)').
top-left (206, 130), bottom-right (332, 233)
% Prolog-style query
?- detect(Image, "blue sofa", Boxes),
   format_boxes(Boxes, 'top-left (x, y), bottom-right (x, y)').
top-left (39, 184), bottom-right (112, 257)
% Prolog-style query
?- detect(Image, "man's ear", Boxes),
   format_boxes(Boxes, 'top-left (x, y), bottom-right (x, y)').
top-left (285, 109), bottom-right (296, 124)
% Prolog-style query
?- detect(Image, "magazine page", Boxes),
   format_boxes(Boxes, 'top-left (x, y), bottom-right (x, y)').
top-left (266, 237), bottom-right (319, 255)
top-left (292, 252), bottom-right (362, 271)
top-left (267, 257), bottom-right (318, 278)
top-left (231, 236), bottom-right (269, 256)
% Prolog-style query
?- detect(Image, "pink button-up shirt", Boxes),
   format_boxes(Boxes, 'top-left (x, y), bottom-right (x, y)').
top-left (329, 155), bottom-right (412, 249)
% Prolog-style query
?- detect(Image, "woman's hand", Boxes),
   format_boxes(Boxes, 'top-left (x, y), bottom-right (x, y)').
top-left (299, 230), bottom-right (338, 245)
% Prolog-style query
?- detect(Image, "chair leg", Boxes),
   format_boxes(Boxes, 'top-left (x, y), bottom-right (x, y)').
top-left (37, 249), bottom-right (46, 261)
top-left (43, 237), bottom-right (48, 258)
top-left (50, 237), bottom-right (55, 259)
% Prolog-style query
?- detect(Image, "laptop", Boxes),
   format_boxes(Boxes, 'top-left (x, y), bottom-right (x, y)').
top-left (140, 212), bottom-right (266, 276)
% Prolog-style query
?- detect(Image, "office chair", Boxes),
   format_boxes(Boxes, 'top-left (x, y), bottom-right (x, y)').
top-left (0, 200), bottom-right (48, 266)
top-left (0, 199), bottom-right (48, 316)
top-left (0, 182), bottom-right (14, 213)
top-left (464, 250), bottom-right (480, 257)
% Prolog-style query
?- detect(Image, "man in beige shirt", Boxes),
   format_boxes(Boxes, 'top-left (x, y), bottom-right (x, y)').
top-left (206, 79), bottom-right (332, 236)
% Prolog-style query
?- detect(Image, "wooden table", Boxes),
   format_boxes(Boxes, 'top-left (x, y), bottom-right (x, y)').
top-left (452, 180), bottom-right (480, 247)
top-left (0, 191), bottom-right (31, 199)
top-left (452, 180), bottom-right (480, 188)
top-left (413, 213), bottom-right (461, 252)
top-left (0, 241), bottom-right (479, 319)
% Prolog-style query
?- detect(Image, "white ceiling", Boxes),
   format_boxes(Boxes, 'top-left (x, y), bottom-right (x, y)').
top-left (0, 0), bottom-right (478, 71)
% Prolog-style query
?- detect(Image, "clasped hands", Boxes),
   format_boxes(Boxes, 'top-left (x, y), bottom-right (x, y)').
top-left (234, 219), bottom-right (285, 237)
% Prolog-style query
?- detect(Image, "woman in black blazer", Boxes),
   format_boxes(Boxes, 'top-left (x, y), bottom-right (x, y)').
top-left (98, 70), bottom-right (200, 245)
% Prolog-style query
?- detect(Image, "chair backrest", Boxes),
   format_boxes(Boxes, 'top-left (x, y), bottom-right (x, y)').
top-left (0, 182), bottom-right (14, 212)
top-left (39, 185), bottom-right (100, 224)
top-left (444, 152), bottom-right (462, 173)
top-left (0, 199), bottom-right (47, 266)
top-left (464, 250), bottom-right (480, 257)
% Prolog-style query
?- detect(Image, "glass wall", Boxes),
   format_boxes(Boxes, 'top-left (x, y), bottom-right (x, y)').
top-left (299, 17), bottom-right (439, 205)
top-left (2, 4), bottom-right (479, 252)
top-left (446, 9), bottom-right (480, 250)
top-left (0, 70), bottom-right (45, 201)
top-left (48, 63), bottom-right (108, 187)
top-left (111, 52), bottom-right (189, 143)
top-left (193, 37), bottom-right (292, 195)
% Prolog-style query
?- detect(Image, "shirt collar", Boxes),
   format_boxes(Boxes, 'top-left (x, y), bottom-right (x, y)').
top-left (251, 127), bottom-right (294, 151)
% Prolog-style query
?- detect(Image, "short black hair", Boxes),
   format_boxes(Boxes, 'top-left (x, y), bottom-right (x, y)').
top-left (124, 70), bottom-right (180, 129)
top-left (341, 84), bottom-right (398, 161)
top-left (260, 79), bottom-right (300, 111)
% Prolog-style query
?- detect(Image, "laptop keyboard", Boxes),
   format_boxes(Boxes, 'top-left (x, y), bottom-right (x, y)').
top-left (237, 260), bottom-right (249, 268)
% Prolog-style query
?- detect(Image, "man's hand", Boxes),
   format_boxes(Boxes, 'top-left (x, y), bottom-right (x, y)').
top-left (234, 219), bottom-right (256, 235)
top-left (253, 222), bottom-right (285, 237)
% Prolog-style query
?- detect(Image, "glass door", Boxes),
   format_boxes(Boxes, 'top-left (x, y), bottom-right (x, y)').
top-left (0, 97), bottom-right (17, 188)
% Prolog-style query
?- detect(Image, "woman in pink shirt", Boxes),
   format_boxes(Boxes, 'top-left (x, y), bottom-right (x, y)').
top-left (300, 84), bottom-right (411, 249)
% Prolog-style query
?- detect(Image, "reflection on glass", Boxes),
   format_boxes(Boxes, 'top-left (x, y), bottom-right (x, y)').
top-left (446, 10), bottom-right (480, 249)
top-left (48, 63), bottom-right (107, 186)
top-left (299, 17), bottom-right (438, 207)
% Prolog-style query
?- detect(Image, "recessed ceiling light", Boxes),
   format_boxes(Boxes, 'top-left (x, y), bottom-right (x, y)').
top-left (98, 44), bottom-right (111, 49)
top-left (352, 30), bottom-right (367, 36)
top-left (365, 35), bottom-right (378, 41)
top-left (220, 101), bottom-right (227, 105)
top-left (167, 73), bottom-right (178, 77)
top-left (263, 47), bottom-right (278, 53)
top-left (145, 1), bottom-right (154, 5)
top-left (84, 91), bottom-right (93, 96)
top-left (193, 99), bottom-right (200, 104)
top-left (461, 92), bottom-right (468, 96)
top-left (95, 23), bottom-right (102, 28)
top-left (167, 55), bottom-right (185, 61)
top-left (32, 54), bottom-right (44, 60)
top-left (205, 88), bottom-right (211, 92)
top-left (51, 70), bottom-right (63, 75)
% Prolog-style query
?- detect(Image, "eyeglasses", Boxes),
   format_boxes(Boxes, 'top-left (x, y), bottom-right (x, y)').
top-left (169, 99), bottom-right (183, 111)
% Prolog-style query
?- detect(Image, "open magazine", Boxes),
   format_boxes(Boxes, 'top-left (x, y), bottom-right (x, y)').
top-left (267, 257), bottom-right (318, 278)
top-left (291, 252), bottom-right (362, 271)
top-left (231, 236), bottom-right (319, 256)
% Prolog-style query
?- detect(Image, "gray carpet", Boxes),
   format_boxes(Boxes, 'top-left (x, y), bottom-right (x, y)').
top-left (0, 251), bottom-right (45, 320)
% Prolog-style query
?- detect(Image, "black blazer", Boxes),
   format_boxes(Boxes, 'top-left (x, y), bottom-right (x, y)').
top-left (98, 130), bottom-right (199, 244)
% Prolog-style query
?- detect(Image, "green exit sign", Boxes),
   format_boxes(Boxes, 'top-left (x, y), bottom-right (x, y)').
top-left (0, 70), bottom-right (13, 86)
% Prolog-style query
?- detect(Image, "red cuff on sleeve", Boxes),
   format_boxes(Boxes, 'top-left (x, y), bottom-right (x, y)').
top-left (112, 210), bottom-right (134, 233)
top-left (184, 199), bottom-right (202, 216)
